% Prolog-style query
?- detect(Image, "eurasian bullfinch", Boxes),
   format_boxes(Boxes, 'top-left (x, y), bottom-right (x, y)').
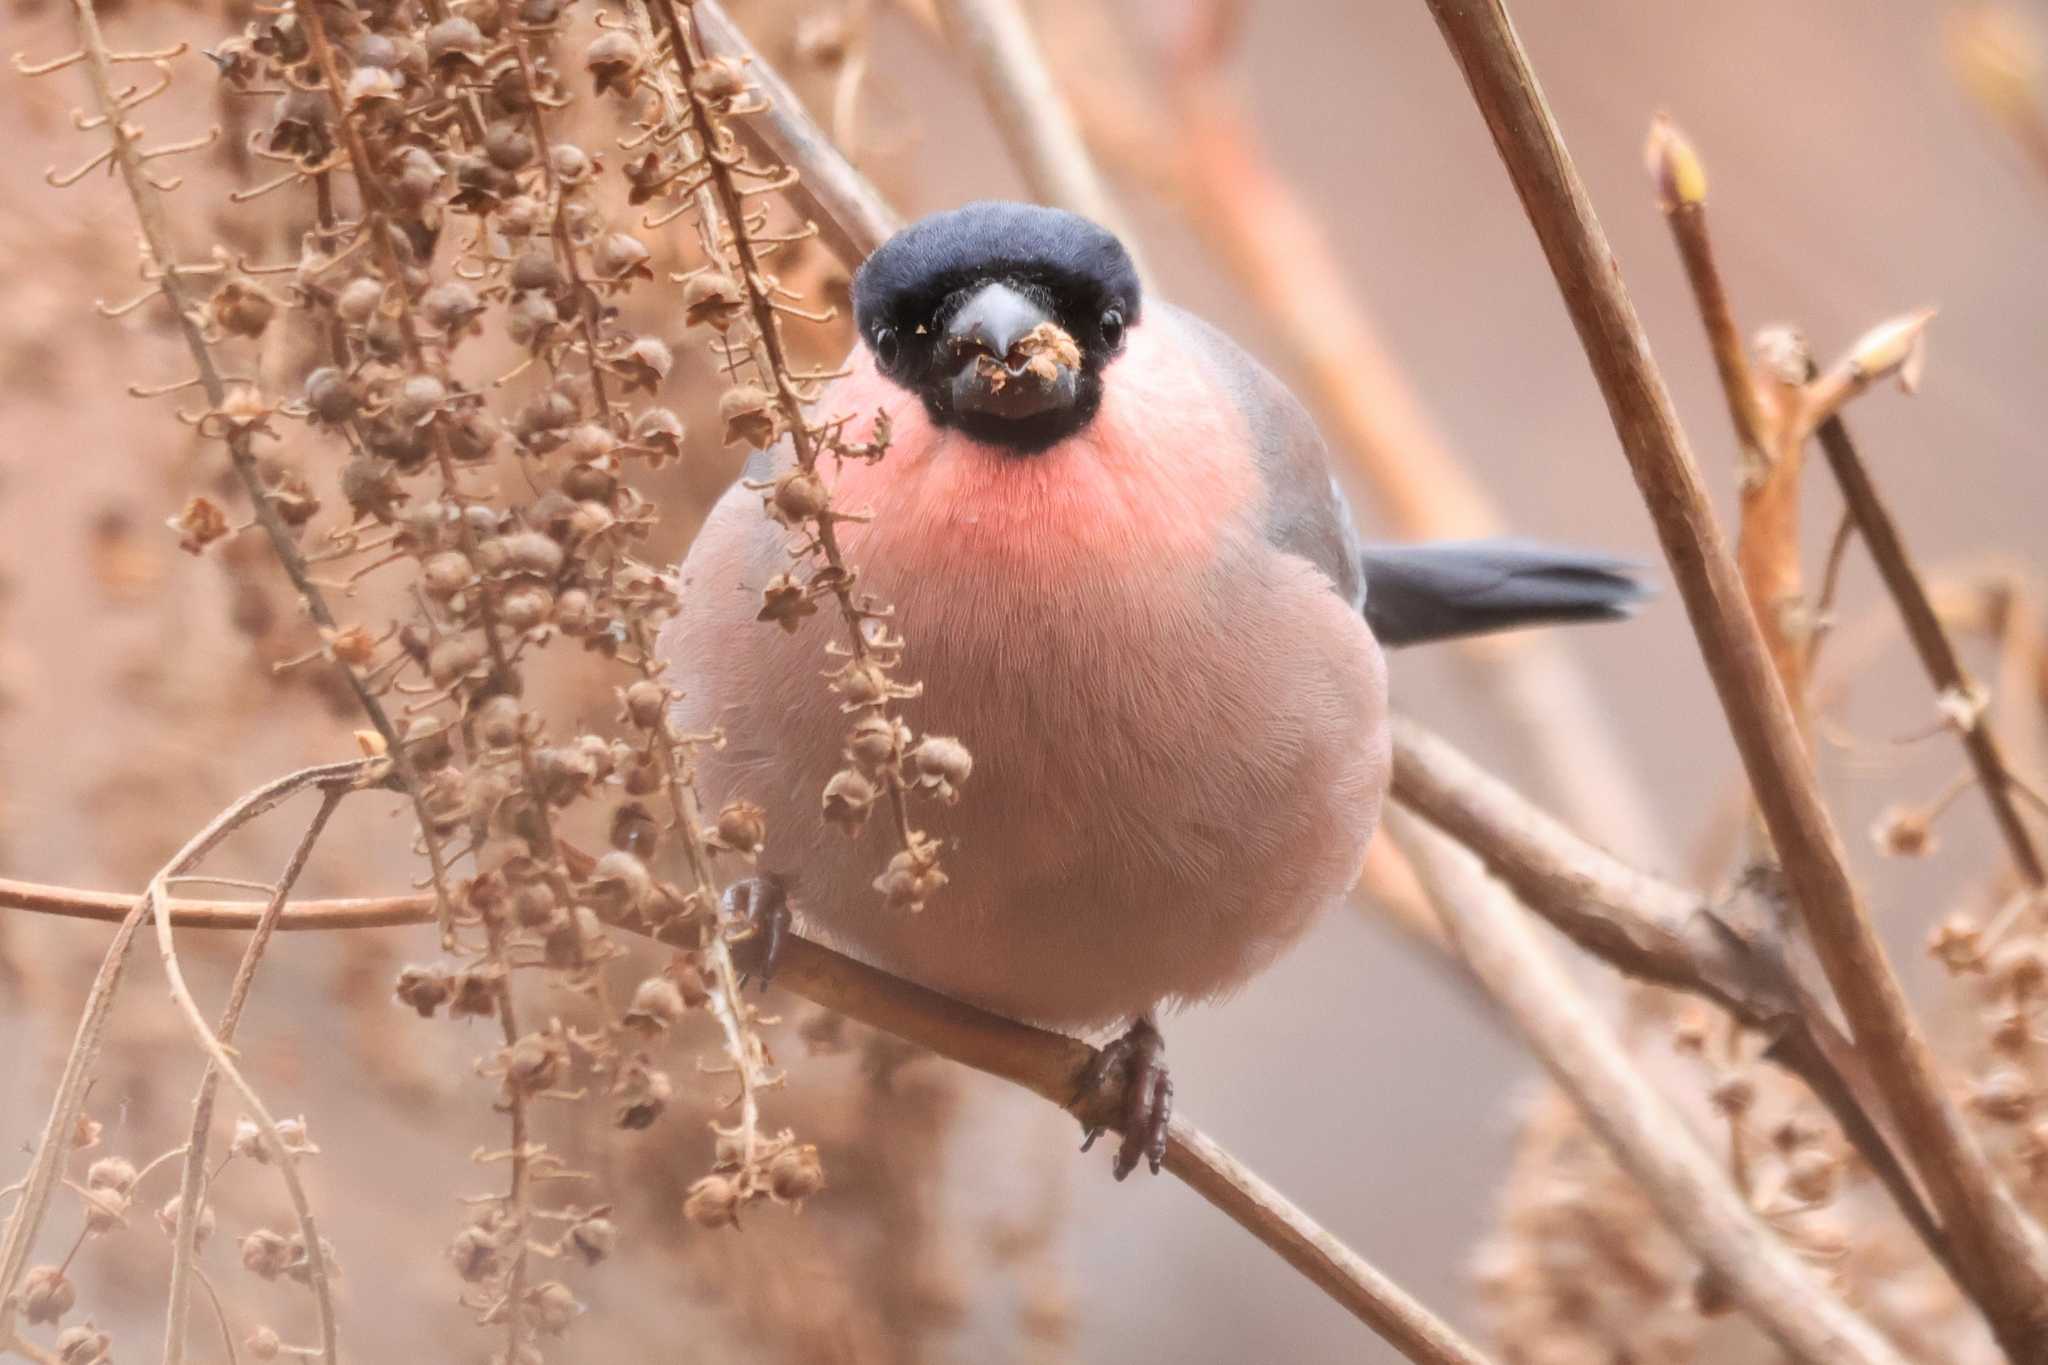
top-left (660, 202), bottom-right (1644, 1179)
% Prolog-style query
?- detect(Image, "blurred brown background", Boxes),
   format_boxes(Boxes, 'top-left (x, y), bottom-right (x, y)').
top-left (3, 1), bottom-right (2044, 1361)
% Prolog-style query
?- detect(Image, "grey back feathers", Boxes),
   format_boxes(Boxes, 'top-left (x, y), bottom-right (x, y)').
top-left (1166, 305), bottom-right (1365, 606)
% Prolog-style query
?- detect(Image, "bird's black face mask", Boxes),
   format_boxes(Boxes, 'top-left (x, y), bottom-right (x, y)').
top-left (850, 202), bottom-right (1143, 454)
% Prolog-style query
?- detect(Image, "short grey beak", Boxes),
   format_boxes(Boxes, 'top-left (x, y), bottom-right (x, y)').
top-left (943, 281), bottom-right (1079, 421)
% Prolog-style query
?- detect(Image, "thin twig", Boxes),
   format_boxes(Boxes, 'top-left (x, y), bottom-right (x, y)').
top-left (0, 763), bottom-right (367, 1349)
top-left (0, 876), bottom-right (1486, 1363)
top-left (1419, 2), bottom-right (2048, 1355)
top-left (1812, 412), bottom-right (2047, 886)
top-left (932, 0), bottom-right (1133, 250)
top-left (693, 0), bottom-right (900, 262)
top-left (1646, 115), bottom-right (1812, 718)
top-left (165, 787), bottom-right (343, 1365)
top-left (1388, 810), bottom-right (1906, 1365)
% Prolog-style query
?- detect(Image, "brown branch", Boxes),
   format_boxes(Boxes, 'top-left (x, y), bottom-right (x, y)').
top-left (0, 878), bottom-right (1489, 1365)
top-left (1420, 2), bottom-right (2048, 1355)
top-left (1389, 715), bottom-right (1946, 1274)
top-left (1388, 811), bottom-right (1907, 1365)
top-left (1813, 413), bottom-right (2047, 886)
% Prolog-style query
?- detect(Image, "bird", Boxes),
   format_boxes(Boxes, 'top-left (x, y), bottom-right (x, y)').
top-left (659, 201), bottom-right (1645, 1180)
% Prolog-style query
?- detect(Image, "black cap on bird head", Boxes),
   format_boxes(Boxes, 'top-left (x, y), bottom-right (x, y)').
top-left (851, 202), bottom-right (1142, 454)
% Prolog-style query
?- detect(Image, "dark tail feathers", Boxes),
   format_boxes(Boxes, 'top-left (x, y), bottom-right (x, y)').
top-left (1360, 539), bottom-right (1650, 647)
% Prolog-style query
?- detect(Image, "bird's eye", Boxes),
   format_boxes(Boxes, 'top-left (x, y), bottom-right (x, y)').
top-left (1101, 307), bottom-right (1125, 350)
top-left (873, 326), bottom-right (900, 369)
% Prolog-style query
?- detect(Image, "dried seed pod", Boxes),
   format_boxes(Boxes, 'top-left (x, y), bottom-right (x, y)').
top-left (683, 1173), bottom-right (741, 1228)
top-left (757, 573), bottom-right (817, 632)
top-left (768, 1143), bottom-right (825, 1202)
top-left (394, 963), bottom-right (452, 1017)
top-left (211, 280), bottom-right (277, 338)
top-left (683, 271), bottom-right (748, 331)
top-left (616, 335), bottom-right (672, 391)
top-left (169, 496), bottom-right (230, 555)
top-left (427, 635), bottom-right (486, 688)
top-left (908, 735), bottom-right (973, 801)
top-left (86, 1157), bottom-right (137, 1196)
top-left (502, 1032), bottom-right (568, 1095)
top-left (622, 976), bottom-right (687, 1033)
top-left (304, 366), bottom-right (359, 426)
top-left (770, 469), bottom-right (830, 523)
top-left (550, 143), bottom-right (594, 184)
top-left (613, 1060), bottom-right (672, 1129)
top-left (821, 768), bottom-right (876, 833)
top-left (622, 679), bottom-right (667, 729)
top-left (425, 16), bottom-right (485, 72)
top-left (528, 1281), bottom-right (580, 1335)
top-left (611, 801), bottom-right (659, 856)
top-left (450, 968), bottom-right (499, 1018)
top-left (499, 584), bottom-right (553, 631)
top-left (390, 145), bottom-right (444, 207)
top-left (632, 405), bottom-right (686, 461)
top-left (421, 281), bottom-right (483, 335)
top-left (246, 1326), bottom-right (282, 1361)
top-left (589, 850), bottom-right (655, 914)
top-left (874, 843), bottom-right (948, 911)
top-left (719, 384), bottom-right (781, 448)
top-left (846, 714), bottom-right (904, 766)
top-left (55, 1324), bottom-right (111, 1365)
top-left (472, 694), bottom-right (525, 751)
top-left (23, 1265), bottom-right (74, 1324)
top-left (156, 1193), bottom-right (216, 1249)
top-left (483, 123), bottom-right (534, 171)
top-left (586, 29), bottom-right (642, 95)
top-left (491, 528), bottom-right (565, 576)
top-left (241, 1229), bottom-right (292, 1280)
top-left (561, 461), bottom-right (615, 501)
top-left (594, 232), bottom-right (652, 281)
top-left (715, 799), bottom-right (767, 854)
top-left (568, 1216), bottom-right (616, 1265)
top-left (690, 57), bottom-right (747, 106)
top-left (335, 276), bottom-right (384, 325)
top-left (510, 247), bottom-right (563, 295)
top-left (421, 549), bottom-right (474, 600)
top-left (448, 1223), bottom-right (502, 1282)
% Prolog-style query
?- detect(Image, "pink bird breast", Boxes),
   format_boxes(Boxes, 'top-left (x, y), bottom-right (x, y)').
top-left (820, 317), bottom-right (1263, 578)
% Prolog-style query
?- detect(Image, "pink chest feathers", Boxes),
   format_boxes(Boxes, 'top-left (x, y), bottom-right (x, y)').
top-left (824, 319), bottom-right (1262, 582)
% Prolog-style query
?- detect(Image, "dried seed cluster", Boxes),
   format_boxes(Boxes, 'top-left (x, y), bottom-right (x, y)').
top-left (13, 0), bottom-right (959, 1351)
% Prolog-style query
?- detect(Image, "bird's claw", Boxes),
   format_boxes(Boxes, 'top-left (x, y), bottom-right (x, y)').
top-left (723, 874), bottom-right (790, 991)
top-left (1073, 1017), bottom-right (1172, 1180)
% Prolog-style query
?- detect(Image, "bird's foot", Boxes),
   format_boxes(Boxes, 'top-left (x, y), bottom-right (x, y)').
top-left (1073, 1017), bottom-right (1172, 1180)
top-left (722, 875), bottom-right (790, 991)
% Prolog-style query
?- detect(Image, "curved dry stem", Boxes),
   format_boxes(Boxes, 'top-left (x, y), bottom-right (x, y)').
top-left (0, 762), bottom-right (367, 1348)
top-left (165, 787), bottom-right (343, 1365)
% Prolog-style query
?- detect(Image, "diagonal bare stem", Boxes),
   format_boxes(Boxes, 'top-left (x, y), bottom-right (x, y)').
top-left (1419, 1), bottom-right (2048, 1354)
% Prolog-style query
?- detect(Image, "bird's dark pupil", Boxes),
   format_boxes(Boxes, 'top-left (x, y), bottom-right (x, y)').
top-left (875, 327), bottom-right (899, 367)
top-left (1102, 309), bottom-right (1124, 348)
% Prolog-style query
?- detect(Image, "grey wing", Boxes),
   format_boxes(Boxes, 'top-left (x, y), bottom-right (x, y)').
top-left (1165, 304), bottom-right (1366, 608)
